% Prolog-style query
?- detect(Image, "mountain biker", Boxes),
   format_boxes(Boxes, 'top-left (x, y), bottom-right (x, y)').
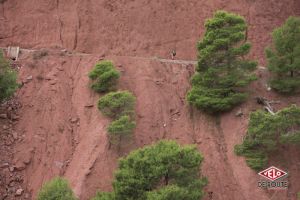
top-left (171, 50), bottom-right (176, 60)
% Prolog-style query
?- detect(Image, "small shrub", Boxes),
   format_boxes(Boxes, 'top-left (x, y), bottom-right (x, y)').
top-left (89, 61), bottom-right (120, 93)
top-left (37, 177), bottom-right (77, 200)
top-left (0, 51), bottom-right (18, 102)
top-left (98, 91), bottom-right (135, 119)
top-left (108, 115), bottom-right (135, 144)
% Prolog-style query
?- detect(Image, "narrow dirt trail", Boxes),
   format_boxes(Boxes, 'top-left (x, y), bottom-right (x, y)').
top-left (2, 47), bottom-right (197, 65)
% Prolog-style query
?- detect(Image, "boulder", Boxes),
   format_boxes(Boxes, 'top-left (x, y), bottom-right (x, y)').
top-left (0, 113), bottom-right (7, 119)
top-left (15, 188), bottom-right (23, 196)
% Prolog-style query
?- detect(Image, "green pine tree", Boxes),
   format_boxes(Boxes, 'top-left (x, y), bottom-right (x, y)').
top-left (107, 115), bottom-right (136, 144)
top-left (88, 60), bottom-right (120, 93)
top-left (187, 11), bottom-right (257, 113)
top-left (98, 91), bottom-right (135, 119)
top-left (98, 91), bottom-right (136, 146)
top-left (265, 16), bottom-right (300, 93)
top-left (93, 140), bottom-right (207, 200)
top-left (235, 105), bottom-right (300, 171)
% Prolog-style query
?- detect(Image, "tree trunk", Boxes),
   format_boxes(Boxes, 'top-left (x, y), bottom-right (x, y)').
top-left (165, 173), bottom-right (169, 185)
top-left (255, 97), bottom-right (275, 115)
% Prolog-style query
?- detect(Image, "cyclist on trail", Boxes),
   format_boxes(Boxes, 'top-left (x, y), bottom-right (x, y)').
top-left (171, 49), bottom-right (176, 60)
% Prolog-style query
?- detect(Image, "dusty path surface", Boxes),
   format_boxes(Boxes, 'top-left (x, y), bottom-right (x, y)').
top-left (1, 47), bottom-right (198, 65)
top-left (0, 0), bottom-right (300, 200)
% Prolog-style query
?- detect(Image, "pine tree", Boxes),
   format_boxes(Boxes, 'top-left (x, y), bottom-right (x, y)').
top-left (187, 11), bottom-right (257, 113)
top-left (265, 16), bottom-right (300, 93)
top-left (88, 60), bottom-right (120, 93)
top-left (93, 140), bottom-right (207, 200)
top-left (235, 105), bottom-right (300, 171)
top-left (98, 91), bottom-right (135, 119)
top-left (98, 91), bottom-right (136, 146)
top-left (107, 115), bottom-right (136, 144)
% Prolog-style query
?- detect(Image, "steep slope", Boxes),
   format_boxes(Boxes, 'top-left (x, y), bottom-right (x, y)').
top-left (12, 51), bottom-right (116, 198)
top-left (1, 0), bottom-right (299, 62)
top-left (10, 51), bottom-right (300, 200)
top-left (0, 0), bottom-right (299, 200)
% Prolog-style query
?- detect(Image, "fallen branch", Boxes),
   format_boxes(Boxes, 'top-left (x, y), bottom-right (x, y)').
top-left (255, 97), bottom-right (276, 115)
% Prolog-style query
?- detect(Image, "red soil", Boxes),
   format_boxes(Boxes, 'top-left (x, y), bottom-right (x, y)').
top-left (0, 0), bottom-right (299, 200)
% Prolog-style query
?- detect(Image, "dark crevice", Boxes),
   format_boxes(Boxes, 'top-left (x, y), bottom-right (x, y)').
top-left (73, 0), bottom-right (80, 50)
top-left (190, 106), bottom-right (197, 144)
top-left (57, 0), bottom-right (64, 47)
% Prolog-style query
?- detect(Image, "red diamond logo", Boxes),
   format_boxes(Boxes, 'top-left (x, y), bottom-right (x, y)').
top-left (258, 166), bottom-right (287, 181)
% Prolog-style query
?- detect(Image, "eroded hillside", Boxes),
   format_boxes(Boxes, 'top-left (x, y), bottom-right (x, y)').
top-left (0, 0), bottom-right (300, 200)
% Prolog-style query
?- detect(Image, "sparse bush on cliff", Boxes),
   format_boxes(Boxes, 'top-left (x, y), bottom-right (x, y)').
top-left (37, 177), bottom-right (77, 200)
top-left (98, 91), bottom-right (135, 119)
top-left (93, 140), bottom-right (207, 200)
top-left (0, 51), bottom-right (18, 102)
top-left (235, 105), bottom-right (300, 171)
top-left (98, 91), bottom-right (136, 145)
top-left (108, 115), bottom-right (136, 144)
top-left (265, 16), bottom-right (300, 94)
top-left (89, 61), bottom-right (120, 93)
top-left (187, 11), bottom-right (257, 113)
